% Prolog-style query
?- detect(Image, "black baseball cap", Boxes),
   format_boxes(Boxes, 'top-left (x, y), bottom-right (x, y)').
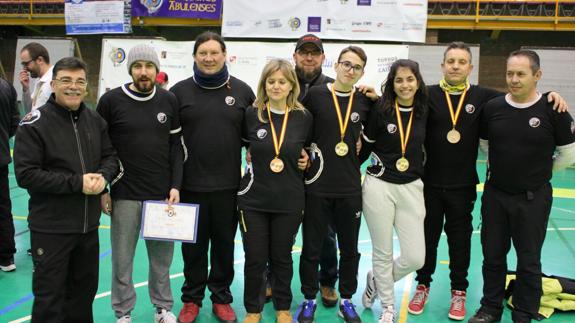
top-left (295, 34), bottom-right (324, 53)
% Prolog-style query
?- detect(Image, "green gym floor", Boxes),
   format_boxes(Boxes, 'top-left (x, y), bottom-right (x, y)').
top-left (1, 157), bottom-right (574, 323)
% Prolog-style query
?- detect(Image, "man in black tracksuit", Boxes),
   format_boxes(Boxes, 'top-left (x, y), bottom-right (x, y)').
top-left (0, 77), bottom-right (19, 272)
top-left (14, 57), bottom-right (118, 323)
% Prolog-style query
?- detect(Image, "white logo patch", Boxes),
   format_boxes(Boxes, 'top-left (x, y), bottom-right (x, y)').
top-left (465, 104), bottom-right (475, 114)
top-left (225, 96), bottom-right (236, 106)
top-left (387, 123), bottom-right (397, 134)
top-left (19, 110), bottom-right (41, 126)
top-left (350, 112), bottom-right (360, 123)
top-left (157, 112), bottom-right (167, 123)
top-left (529, 117), bottom-right (540, 128)
top-left (257, 129), bottom-right (267, 139)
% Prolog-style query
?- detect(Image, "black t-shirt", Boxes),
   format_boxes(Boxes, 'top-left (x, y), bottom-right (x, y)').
top-left (364, 103), bottom-right (428, 184)
top-left (303, 83), bottom-right (375, 197)
top-left (97, 84), bottom-right (182, 200)
top-left (480, 95), bottom-right (575, 193)
top-left (238, 106), bottom-right (313, 213)
top-left (170, 76), bottom-right (255, 192)
top-left (424, 85), bottom-right (501, 188)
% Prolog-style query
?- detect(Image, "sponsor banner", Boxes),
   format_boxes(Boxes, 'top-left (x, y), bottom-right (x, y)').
top-left (222, 0), bottom-right (427, 43)
top-left (132, 0), bottom-right (221, 19)
top-left (99, 39), bottom-right (408, 99)
top-left (65, 0), bottom-right (131, 35)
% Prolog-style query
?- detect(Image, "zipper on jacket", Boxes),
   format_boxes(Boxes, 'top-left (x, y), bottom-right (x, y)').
top-left (71, 113), bottom-right (89, 233)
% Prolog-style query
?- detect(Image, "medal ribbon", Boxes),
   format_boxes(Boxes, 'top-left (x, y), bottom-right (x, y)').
top-left (330, 85), bottom-right (355, 142)
top-left (395, 100), bottom-right (414, 157)
top-left (266, 103), bottom-right (289, 158)
top-left (444, 87), bottom-right (468, 130)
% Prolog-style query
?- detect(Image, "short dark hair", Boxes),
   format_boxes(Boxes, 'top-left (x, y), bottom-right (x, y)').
top-left (337, 46), bottom-right (367, 66)
top-left (193, 31), bottom-right (226, 55)
top-left (52, 57), bottom-right (88, 79)
top-left (443, 41), bottom-right (472, 62)
top-left (508, 49), bottom-right (540, 74)
top-left (21, 42), bottom-right (50, 64)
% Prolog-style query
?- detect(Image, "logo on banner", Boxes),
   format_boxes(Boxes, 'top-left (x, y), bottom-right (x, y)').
top-left (139, 0), bottom-right (163, 14)
top-left (226, 21), bottom-right (243, 27)
top-left (358, 0), bottom-right (372, 5)
top-left (308, 17), bottom-right (321, 32)
top-left (529, 117), bottom-right (541, 128)
top-left (340, 0), bottom-right (349, 4)
top-left (109, 48), bottom-right (126, 67)
top-left (289, 17), bottom-right (301, 31)
top-left (268, 19), bottom-right (282, 28)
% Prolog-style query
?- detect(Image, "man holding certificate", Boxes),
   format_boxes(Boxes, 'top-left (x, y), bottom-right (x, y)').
top-left (97, 44), bottom-right (183, 323)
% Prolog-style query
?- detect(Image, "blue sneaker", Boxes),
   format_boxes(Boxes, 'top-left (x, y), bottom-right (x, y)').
top-left (338, 299), bottom-right (361, 323)
top-left (296, 300), bottom-right (316, 323)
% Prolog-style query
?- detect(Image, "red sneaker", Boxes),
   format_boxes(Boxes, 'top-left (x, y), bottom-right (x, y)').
top-left (178, 302), bottom-right (200, 323)
top-left (212, 303), bottom-right (237, 323)
top-left (408, 284), bottom-right (429, 315)
top-left (448, 290), bottom-right (466, 321)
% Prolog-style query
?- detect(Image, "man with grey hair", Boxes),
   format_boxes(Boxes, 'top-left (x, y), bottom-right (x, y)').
top-left (97, 43), bottom-right (183, 323)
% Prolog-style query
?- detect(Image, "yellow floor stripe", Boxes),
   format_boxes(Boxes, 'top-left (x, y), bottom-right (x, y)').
top-left (398, 273), bottom-right (414, 323)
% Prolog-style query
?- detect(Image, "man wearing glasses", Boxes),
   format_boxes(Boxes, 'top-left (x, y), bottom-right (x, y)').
top-left (19, 42), bottom-right (54, 113)
top-left (14, 57), bottom-right (118, 323)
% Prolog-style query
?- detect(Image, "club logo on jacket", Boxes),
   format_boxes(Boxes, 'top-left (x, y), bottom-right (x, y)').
top-left (157, 112), bottom-right (167, 123)
top-left (225, 96), bottom-right (236, 106)
top-left (19, 109), bottom-right (41, 126)
top-left (351, 112), bottom-right (360, 123)
top-left (465, 104), bottom-right (475, 114)
top-left (257, 129), bottom-right (267, 139)
top-left (387, 123), bottom-right (397, 134)
top-left (529, 117), bottom-right (541, 128)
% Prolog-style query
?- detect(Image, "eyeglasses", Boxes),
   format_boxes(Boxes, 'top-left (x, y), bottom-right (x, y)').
top-left (297, 49), bottom-right (322, 57)
top-left (21, 59), bottom-right (35, 67)
top-left (54, 78), bottom-right (88, 88)
top-left (338, 61), bottom-right (364, 74)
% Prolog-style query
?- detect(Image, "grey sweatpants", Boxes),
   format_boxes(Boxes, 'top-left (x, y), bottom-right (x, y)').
top-left (111, 199), bottom-right (174, 318)
top-left (362, 175), bottom-right (426, 306)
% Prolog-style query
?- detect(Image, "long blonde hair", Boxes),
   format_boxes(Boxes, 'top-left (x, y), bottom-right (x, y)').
top-left (253, 58), bottom-right (305, 122)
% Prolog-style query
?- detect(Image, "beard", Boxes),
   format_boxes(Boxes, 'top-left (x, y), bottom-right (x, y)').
top-left (133, 77), bottom-right (155, 93)
top-left (295, 65), bottom-right (321, 83)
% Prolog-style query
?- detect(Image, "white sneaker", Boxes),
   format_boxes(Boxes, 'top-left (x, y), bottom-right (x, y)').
top-left (378, 306), bottom-right (395, 323)
top-left (116, 315), bottom-right (131, 323)
top-left (155, 308), bottom-right (177, 323)
top-left (362, 270), bottom-right (378, 309)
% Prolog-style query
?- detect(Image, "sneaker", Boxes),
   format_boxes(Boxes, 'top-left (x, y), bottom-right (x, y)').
top-left (243, 313), bottom-right (261, 323)
top-left (265, 287), bottom-right (272, 303)
top-left (276, 310), bottom-right (292, 323)
top-left (296, 300), bottom-right (316, 323)
top-left (468, 308), bottom-right (500, 323)
top-left (378, 306), bottom-right (395, 323)
top-left (338, 299), bottom-right (361, 323)
top-left (407, 284), bottom-right (429, 315)
top-left (213, 303), bottom-right (237, 323)
top-left (448, 290), bottom-right (466, 320)
top-left (362, 270), bottom-right (377, 309)
top-left (116, 315), bottom-right (132, 323)
top-left (320, 286), bottom-right (338, 307)
top-left (0, 257), bottom-right (16, 272)
top-left (178, 302), bottom-right (200, 323)
top-left (155, 308), bottom-right (177, 323)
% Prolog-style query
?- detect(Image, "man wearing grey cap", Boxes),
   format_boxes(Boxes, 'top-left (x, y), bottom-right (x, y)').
top-left (97, 43), bottom-right (183, 323)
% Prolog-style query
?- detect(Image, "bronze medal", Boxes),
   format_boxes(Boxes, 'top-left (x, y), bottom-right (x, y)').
top-left (335, 141), bottom-right (349, 156)
top-left (270, 157), bottom-right (284, 173)
top-left (396, 157), bottom-right (409, 172)
top-left (447, 129), bottom-right (461, 144)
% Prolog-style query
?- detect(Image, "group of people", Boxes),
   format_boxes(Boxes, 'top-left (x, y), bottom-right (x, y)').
top-left (0, 31), bottom-right (573, 323)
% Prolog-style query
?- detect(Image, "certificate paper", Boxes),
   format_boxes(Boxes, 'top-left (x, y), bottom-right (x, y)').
top-left (140, 201), bottom-right (199, 243)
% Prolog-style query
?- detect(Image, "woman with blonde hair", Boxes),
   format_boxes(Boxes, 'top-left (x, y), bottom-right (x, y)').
top-left (238, 59), bottom-right (312, 323)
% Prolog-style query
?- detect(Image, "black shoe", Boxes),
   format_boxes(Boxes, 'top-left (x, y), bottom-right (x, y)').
top-left (468, 309), bottom-right (500, 323)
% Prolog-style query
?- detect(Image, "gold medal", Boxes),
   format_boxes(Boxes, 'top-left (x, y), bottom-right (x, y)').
top-left (331, 85), bottom-right (355, 157)
top-left (396, 157), bottom-right (409, 172)
top-left (447, 129), bottom-right (461, 144)
top-left (335, 141), bottom-right (349, 156)
top-left (270, 157), bottom-right (284, 173)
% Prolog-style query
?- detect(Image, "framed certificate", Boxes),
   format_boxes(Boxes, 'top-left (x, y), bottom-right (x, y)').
top-left (140, 201), bottom-right (199, 243)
